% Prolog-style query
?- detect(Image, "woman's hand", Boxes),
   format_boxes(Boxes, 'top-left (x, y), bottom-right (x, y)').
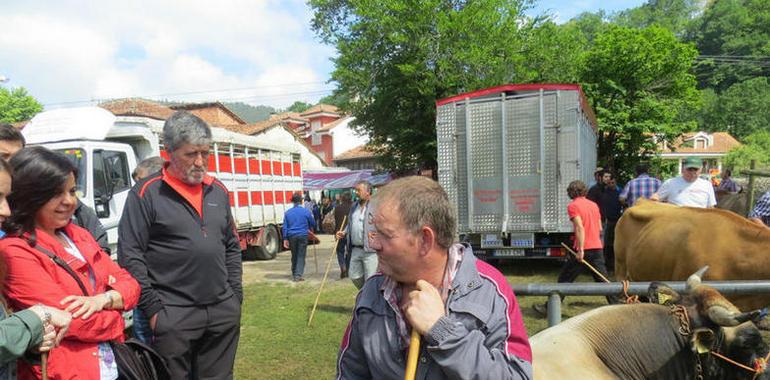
top-left (60, 294), bottom-right (110, 319)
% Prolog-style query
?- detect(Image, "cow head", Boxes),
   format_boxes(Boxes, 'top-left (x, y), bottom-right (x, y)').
top-left (649, 269), bottom-right (770, 380)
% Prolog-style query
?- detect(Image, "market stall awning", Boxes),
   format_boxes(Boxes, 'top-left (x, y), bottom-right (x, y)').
top-left (303, 170), bottom-right (391, 190)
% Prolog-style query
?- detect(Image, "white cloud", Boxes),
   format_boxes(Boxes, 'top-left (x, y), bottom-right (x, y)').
top-left (0, 0), bottom-right (335, 109)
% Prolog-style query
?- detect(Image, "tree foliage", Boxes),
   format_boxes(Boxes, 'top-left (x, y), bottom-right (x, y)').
top-left (701, 77), bottom-right (770, 139)
top-left (689, 0), bottom-right (770, 92)
top-left (723, 130), bottom-right (770, 171)
top-left (613, 0), bottom-right (699, 36)
top-left (285, 101), bottom-right (313, 113)
top-left (581, 25), bottom-right (700, 179)
top-left (310, 0), bottom-right (531, 171)
top-left (0, 87), bottom-right (42, 123)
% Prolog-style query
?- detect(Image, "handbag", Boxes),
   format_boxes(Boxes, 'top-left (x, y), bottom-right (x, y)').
top-left (34, 244), bottom-right (170, 380)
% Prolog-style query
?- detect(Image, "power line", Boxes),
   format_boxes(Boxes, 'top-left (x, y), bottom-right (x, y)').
top-left (43, 81), bottom-right (336, 107)
top-left (44, 85), bottom-right (337, 108)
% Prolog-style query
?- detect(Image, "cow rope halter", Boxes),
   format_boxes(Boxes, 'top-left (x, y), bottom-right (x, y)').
top-left (672, 305), bottom-right (770, 379)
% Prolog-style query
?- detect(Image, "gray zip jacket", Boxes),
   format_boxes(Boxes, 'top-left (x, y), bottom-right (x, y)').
top-left (336, 246), bottom-right (532, 379)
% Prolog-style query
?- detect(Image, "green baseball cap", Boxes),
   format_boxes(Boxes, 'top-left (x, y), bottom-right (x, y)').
top-left (683, 157), bottom-right (702, 169)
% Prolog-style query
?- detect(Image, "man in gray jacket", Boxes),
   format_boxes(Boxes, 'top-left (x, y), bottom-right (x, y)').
top-left (336, 176), bottom-right (532, 380)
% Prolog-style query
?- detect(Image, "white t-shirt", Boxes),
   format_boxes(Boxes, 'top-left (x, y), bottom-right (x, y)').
top-left (657, 176), bottom-right (716, 208)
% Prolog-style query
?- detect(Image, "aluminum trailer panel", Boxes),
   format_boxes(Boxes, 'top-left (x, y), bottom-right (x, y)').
top-left (437, 84), bottom-right (597, 257)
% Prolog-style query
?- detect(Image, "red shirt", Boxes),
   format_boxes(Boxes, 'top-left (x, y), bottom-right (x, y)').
top-left (567, 196), bottom-right (603, 250)
top-left (162, 166), bottom-right (204, 217)
top-left (0, 223), bottom-right (140, 380)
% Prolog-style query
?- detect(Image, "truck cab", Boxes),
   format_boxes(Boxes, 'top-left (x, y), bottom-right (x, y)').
top-left (23, 107), bottom-right (140, 256)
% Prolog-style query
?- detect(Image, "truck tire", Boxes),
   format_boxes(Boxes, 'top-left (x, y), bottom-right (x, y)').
top-left (251, 225), bottom-right (280, 260)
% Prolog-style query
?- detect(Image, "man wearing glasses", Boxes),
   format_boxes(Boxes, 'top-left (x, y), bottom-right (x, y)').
top-left (651, 157), bottom-right (716, 208)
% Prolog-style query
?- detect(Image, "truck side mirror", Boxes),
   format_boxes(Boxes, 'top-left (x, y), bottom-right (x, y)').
top-left (94, 194), bottom-right (110, 218)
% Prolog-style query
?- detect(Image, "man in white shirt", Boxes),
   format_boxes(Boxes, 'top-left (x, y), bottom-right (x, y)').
top-left (651, 157), bottom-right (716, 208)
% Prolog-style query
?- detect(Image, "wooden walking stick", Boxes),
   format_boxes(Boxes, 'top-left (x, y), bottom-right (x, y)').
top-left (404, 329), bottom-right (420, 380)
top-left (41, 352), bottom-right (48, 380)
top-left (560, 242), bottom-right (611, 283)
top-left (308, 216), bottom-right (348, 327)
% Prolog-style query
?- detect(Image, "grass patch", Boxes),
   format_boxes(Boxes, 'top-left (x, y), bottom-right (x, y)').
top-left (235, 260), bottom-right (607, 379)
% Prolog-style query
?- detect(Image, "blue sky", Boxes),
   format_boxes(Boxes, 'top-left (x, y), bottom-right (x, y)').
top-left (0, 1), bottom-right (645, 109)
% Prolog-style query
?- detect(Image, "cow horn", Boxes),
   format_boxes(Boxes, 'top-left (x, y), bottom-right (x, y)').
top-left (734, 308), bottom-right (769, 324)
top-left (707, 305), bottom-right (743, 326)
top-left (685, 266), bottom-right (709, 291)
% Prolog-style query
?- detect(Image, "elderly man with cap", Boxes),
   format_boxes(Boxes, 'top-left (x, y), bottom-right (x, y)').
top-left (651, 157), bottom-right (716, 208)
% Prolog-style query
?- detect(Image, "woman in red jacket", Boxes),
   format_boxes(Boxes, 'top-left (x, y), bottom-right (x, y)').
top-left (0, 147), bottom-right (140, 380)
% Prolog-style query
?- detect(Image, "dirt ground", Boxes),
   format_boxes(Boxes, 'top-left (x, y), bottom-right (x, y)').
top-left (242, 234), bottom-right (347, 285)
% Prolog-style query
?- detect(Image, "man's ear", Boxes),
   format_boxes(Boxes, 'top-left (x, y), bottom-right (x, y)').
top-left (419, 226), bottom-right (436, 256)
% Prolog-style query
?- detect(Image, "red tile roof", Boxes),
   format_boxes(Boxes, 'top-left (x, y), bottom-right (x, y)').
top-left (171, 102), bottom-right (246, 124)
top-left (317, 116), bottom-right (352, 133)
top-left (334, 145), bottom-right (379, 161)
top-left (661, 132), bottom-right (741, 154)
top-left (99, 99), bottom-right (175, 120)
top-left (300, 104), bottom-right (339, 117)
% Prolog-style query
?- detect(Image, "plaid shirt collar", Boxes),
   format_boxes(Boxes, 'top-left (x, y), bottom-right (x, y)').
top-left (380, 244), bottom-right (465, 349)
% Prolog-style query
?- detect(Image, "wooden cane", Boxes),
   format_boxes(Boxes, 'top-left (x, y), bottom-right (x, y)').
top-left (404, 329), bottom-right (420, 380)
top-left (560, 243), bottom-right (611, 283)
top-left (308, 216), bottom-right (348, 327)
top-left (41, 352), bottom-right (48, 380)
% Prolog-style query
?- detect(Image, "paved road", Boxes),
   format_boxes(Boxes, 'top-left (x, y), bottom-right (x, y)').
top-left (242, 234), bottom-right (349, 286)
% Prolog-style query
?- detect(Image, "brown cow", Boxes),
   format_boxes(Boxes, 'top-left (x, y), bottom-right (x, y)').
top-left (615, 199), bottom-right (770, 312)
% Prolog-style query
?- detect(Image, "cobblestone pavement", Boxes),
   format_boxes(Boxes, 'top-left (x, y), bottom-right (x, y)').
top-left (242, 234), bottom-right (350, 286)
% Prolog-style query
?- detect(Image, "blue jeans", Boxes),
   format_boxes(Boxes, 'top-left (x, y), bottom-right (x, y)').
top-left (336, 236), bottom-right (348, 270)
top-left (289, 235), bottom-right (308, 279)
top-left (132, 308), bottom-right (153, 344)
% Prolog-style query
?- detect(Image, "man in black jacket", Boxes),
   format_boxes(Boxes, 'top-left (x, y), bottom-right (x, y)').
top-left (118, 111), bottom-right (242, 379)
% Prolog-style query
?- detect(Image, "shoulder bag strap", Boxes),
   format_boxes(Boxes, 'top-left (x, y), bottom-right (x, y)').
top-left (34, 244), bottom-right (90, 296)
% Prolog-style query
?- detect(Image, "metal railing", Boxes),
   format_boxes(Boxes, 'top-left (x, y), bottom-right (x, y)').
top-left (511, 281), bottom-right (770, 327)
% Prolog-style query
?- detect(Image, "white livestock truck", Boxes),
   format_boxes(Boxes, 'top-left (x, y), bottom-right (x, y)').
top-left (436, 84), bottom-right (598, 260)
top-left (22, 107), bottom-right (301, 260)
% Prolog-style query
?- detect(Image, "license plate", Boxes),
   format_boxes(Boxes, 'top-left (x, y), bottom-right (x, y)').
top-left (493, 249), bottom-right (525, 257)
top-left (481, 234), bottom-right (503, 248)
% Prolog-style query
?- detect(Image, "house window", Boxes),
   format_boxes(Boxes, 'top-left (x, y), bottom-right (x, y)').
top-left (696, 138), bottom-right (706, 149)
top-left (311, 120), bottom-right (321, 132)
top-left (312, 133), bottom-right (322, 145)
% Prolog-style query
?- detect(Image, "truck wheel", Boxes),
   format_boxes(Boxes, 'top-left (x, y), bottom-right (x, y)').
top-left (252, 225), bottom-right (280, 260)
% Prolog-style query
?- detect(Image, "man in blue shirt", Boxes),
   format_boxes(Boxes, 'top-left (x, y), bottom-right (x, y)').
top-left (283, 193), bottom-right (316, 281)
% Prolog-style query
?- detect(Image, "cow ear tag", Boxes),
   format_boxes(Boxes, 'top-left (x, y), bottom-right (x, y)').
top-left (657, 293), bottom-right (672, 305)
top-left (692, 329), bottom-right (714, 354)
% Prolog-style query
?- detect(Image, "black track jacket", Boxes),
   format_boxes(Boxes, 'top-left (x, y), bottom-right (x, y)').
top-left (118, 168), bottom-right (243, 318)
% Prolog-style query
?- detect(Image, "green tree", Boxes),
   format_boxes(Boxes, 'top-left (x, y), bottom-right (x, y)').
top-left (0, 87), bottom-right (42, 123)
top-left (701, 77), bottom-right (770, 139)
top-left (310, 0), bottom-right (531, 171)
top-left (285, 101), bottom-right (313, 113)
top-left (516, 21), bottom-right (588, 83)
top-left (690, 0), bottom-right (770, 91)
top-left (614, 0), bottom-right (700, 36)
top-left (723, 130), bottom-right (770, 171)
top-left (581, 25), bottom-right (700, 179)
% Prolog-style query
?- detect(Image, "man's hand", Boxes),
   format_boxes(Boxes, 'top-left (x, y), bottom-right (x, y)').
top-left (150, 313), bottom-right (158, 331)
top-left (335, 231), bottom-right (346, 240)
top-left (283, 239), bottom-right (289, 249)
top-left (576, 248), bottom-right (585, 262)
top-left (402, 280), bottom-right (445, 335)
